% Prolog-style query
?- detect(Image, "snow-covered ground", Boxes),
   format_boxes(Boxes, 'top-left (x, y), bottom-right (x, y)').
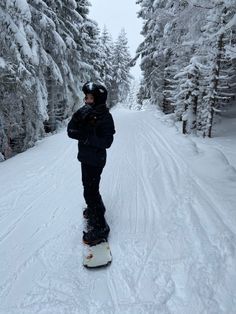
top-left (0, 106), bottom-right (236, 314)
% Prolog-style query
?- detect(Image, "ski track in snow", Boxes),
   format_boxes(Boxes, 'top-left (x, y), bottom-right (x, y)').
top-left (0, 108), bottom-right (236, 313)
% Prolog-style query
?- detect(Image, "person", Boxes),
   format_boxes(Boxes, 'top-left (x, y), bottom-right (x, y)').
top-left (67, 82), bottom-right (116, 245)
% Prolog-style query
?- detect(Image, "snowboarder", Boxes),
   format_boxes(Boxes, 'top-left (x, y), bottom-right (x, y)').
top-left (67, 82), bottom-right (115, 245)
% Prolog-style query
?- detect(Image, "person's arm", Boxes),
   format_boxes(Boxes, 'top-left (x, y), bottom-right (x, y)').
top-left (82, 115), bottom-right (115, 149)
top-left (67, 116), bottom-right (85, 140)
top-left (67, 105), bottom-right (93, 140)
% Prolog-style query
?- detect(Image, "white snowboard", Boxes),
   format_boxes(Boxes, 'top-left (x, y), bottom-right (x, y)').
top-left (83, 241), bottom-right (112, 268)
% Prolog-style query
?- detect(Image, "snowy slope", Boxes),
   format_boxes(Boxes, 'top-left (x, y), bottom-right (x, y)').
top-left (0, 107), bottom-right (236, 314)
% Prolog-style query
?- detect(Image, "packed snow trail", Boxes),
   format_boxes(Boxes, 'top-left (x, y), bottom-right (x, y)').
top-left (0, 107), bottom-right (236, 313)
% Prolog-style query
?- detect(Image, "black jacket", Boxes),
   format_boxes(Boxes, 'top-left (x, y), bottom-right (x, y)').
top-left (67, 104), bottom-right (115, 167)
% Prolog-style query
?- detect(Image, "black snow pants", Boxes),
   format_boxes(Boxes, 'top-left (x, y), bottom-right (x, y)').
top-left (81, 162), bottom-right (106, 216)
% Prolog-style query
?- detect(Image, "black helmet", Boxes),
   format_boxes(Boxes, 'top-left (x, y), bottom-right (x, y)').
top-left (82, 81), bottom-right (107, 105)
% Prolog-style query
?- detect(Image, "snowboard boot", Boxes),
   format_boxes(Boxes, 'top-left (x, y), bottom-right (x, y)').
top-left (83, 214), bottom-right (110, 246)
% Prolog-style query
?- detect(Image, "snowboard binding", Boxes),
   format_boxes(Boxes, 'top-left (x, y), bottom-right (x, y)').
top-left (82, 206), bottom-right (110, 246)
top-left (82, 206), bottom-right (112, 267)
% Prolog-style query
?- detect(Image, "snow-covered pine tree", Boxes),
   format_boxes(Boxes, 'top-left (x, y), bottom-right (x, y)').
top-left (198, 1), bottom-right (236, 137)
top-left (174, 57), bottom-right (200, 134)
top-left (162, 49), bottom-right (178, 114)
top-left (126, 79), bottom-right (141, 110)
top-left (0, 0), bottom-right (42, 158)
top-left (31, 0), bottom-right (101, 132)
top-left (136, 77), bottom-right (149, 105)
top-left (110, 29), bottom-right (132, 106)
top-left (0, 0), bottom-right (102, 159)
top-left (136, 0), bottom-right (192, 110)
top-left (135, 0), bottom-right (163, 106)
top-left (78, 18), bottom-right (102, 83)
top-left (136, 0), bottom-right (236, 137)
top-left (98, 26), bottom-right (114, 107)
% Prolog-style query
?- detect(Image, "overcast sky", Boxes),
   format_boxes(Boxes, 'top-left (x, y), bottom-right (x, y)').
top-left (89, 0), bottom-right (143, 79)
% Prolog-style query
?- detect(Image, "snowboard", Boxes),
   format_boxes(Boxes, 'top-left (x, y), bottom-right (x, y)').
top-left (83, 240), bottom-right (112, 268)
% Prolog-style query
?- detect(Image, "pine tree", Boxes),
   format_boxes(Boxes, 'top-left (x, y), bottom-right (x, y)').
top-left (127, 79), bottom-right (141, 110)
top-left (98, 26), bottom-right (114, 107)
top-left (136, 0), bottom-right (236, 137)
top-left (136, 0), bottom-right (192, 109)
top-left (0, 0), bottom-right (103, 159)
top-left (110, 29), bottom-right (132, 106)
top-left (199, 2), bottom-right (236, 137)
top-left (174, 58), bottom-right (200, 134)
top-left (0, 0), bottom-right (41, 157)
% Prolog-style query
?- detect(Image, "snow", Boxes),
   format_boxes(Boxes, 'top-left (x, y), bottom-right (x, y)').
top-left (0, 57), bottom-right (6, 68)
top-left (6, 0), bottom-right (31, 21)
top-left (36, 78), bottom-right (49, 121)
top-left (52, 30), bottom-right (67, 52)
top-left (0, 106), bottom-right (236, 313)
top-left (225, 44), bottom-right (236, 59)
top-left (68, 0), bottom-right (77, 10)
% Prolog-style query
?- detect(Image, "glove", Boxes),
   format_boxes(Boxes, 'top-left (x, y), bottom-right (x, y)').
top-left (75, 104), bottom-right (94, 122)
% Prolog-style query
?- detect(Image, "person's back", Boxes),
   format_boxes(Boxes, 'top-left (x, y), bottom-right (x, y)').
top-left (77, 103), bottom-right (115, 168)
top-left (67, 82), bottom-right (115, 245)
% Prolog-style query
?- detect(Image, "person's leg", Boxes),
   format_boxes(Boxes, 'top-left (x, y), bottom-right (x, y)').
top-left (81, 163), bottom-right (110, 244)
top-left (81, 163), bottom-right (106, 216)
